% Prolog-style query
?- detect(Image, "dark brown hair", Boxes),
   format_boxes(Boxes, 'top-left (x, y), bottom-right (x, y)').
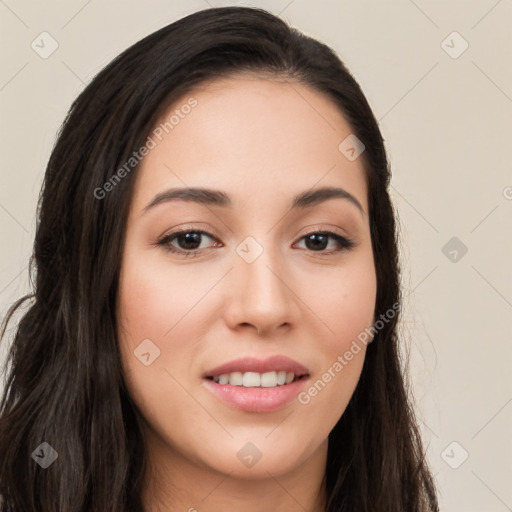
top-left (0, 6), bottom-right (438, 511)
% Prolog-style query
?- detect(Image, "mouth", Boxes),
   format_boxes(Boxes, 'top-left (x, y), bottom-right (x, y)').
top-left (203, 355), bottom-right (310, 386)
top-left (202, 356), bottom-right (310, 412)
top-left (205, 370), bottom-right (309, 388)
top-left (205, 370), bottom-right (309, 387)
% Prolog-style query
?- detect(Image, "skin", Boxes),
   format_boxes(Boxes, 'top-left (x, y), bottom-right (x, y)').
top-left (117, 73), bottom-right (377, 512)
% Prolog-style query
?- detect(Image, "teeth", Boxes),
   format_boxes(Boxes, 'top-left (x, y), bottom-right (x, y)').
top-left (229, 371), bottom-right (243, 385)
top-left (212, 371), bottom-right (298, 387)
top-left (218, 374), bottom-right (229, 385)
top-left (243, 371), bottom-right (261, 387)
top-left (260, 371), bottom-right (277, 387)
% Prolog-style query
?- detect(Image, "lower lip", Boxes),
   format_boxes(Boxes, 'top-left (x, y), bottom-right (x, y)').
top-left (202, 377), bottom-right (309, 413)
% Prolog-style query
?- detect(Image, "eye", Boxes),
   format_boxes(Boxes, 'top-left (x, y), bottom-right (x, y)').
top-left (294, 231), bottom-right (355, 254)
top-left (156, 229), bottom-right (220, 257)
top-left (155, 228), bottom-right (355, 257)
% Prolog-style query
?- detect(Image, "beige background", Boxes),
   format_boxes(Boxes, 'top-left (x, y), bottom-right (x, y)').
top-left (1, 1), bottom-right (511, 510)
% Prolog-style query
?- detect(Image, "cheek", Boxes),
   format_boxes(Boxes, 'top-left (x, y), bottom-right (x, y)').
top-left (117, 250), bottom-right (209, 345)
top-left (116, 258), bottom-right (203, 434)
top-left (294, 254), bottom-right (376, 417)
top-left (302, 257), bottom-right (377, 352)
top-left (295, 269), bottom-right (374, 433)
top-left (116, 249), bottom-right (225, 403)
top-left (334, 271), bottom-right (376, 345)
top-left (116, 253), bottom-right (201, 390)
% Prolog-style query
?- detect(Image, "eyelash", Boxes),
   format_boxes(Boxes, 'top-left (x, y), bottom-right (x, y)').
top-left (155, 228), bottom-right (355, 258)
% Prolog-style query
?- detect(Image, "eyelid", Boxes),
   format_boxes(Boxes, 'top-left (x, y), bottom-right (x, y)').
top-left (157, 223), bottom-right (218, 243)
top-left (294, 223), bottom-right (349, 240)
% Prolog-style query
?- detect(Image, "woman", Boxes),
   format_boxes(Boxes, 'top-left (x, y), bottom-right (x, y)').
top-left (0, 6), bottom-right (439, 511)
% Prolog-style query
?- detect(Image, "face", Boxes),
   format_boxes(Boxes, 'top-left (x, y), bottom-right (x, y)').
top-left (117, 74), bottom-right (377, 485)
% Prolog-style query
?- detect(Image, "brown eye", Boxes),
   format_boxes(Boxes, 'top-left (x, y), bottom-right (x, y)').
top-left (172, 232), bottom-right (204, 251)
top-left (157, 230), bottom-right (219, 256)
top-left (296, 231), bottom-right (355, 253)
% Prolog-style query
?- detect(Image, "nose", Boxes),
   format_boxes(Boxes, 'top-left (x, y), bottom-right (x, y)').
top-left (223, 241), bottom-right (300, 337)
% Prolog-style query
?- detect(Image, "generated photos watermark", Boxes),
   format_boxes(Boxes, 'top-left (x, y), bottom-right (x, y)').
top-left (298, 301), bottom-right (401, 405)
top-left (93, 97), bottom-right (198, 200)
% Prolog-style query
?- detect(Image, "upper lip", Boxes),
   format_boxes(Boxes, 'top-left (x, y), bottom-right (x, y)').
top-left (204, 356), bottom-right (310, 378)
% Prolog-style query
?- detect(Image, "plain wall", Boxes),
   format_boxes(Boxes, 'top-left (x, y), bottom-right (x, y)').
top-left (1, 1), bottom-right (511, 510)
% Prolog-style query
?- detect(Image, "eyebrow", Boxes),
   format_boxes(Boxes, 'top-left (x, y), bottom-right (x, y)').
top-left (143, 185), bottom-right (366, 216)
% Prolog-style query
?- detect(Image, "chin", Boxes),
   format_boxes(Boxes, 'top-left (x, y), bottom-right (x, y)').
top-left (196, 437), bottom-right (315, 480)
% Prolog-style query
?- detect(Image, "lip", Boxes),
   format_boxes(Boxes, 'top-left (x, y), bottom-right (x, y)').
top-left (202, 356), bottom-right (310, 413)
top-left (203, 355), bottom-right (309, 378)
top-left (203, 376), bottom-right (310, 413)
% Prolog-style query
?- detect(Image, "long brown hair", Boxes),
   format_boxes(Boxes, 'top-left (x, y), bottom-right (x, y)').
top-left (0, 6), bottom-right (438, 511)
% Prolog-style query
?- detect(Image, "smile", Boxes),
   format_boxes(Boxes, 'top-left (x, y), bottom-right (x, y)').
top-left (207, 371), bottom-right (306, 387)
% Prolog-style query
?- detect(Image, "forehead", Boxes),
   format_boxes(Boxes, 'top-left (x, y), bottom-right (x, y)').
top-left (131, 74), bottom-right (368, 214)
